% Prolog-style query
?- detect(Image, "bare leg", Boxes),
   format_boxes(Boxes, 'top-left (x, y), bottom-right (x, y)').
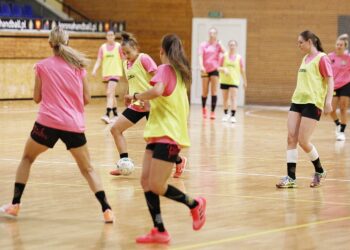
top-left (110, 115), bottom-right (134, 156)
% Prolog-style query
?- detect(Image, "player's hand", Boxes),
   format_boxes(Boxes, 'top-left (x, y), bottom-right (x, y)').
top-left (323, 102), bottom-right (332, 115)
top-left (124, 94), bottom-right (133, 107)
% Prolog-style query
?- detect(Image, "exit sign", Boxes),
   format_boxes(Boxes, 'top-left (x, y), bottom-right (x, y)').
top-left (208, 11), bottom-right (223, 18)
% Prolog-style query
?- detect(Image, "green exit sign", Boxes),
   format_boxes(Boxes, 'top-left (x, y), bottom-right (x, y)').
top-left (208, 11), bottom-right (223, 18)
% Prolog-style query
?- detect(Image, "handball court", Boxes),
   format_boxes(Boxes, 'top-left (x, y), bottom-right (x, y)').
top-left (1, 100), bottom-right (350, 250)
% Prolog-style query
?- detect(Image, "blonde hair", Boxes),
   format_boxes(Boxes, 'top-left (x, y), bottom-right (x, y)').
top-left (338, 33), bottom-right (349, 49)
top-left (49, 26), bottom-right (89, 68)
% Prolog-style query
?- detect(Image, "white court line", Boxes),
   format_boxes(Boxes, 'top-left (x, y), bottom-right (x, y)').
top-left (0, 157), bottom-right (349, 183)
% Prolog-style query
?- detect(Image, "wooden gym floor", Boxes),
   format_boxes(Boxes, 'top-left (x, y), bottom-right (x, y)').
top-left (0, 99), bottom-right (350, 250)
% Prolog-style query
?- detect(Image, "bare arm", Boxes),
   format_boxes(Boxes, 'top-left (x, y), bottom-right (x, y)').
top-left (241, 66), bottom-right (247, 88)
top-left (33, 74), bottom-right (42, 103)
top-left (199, 55), bottom-right (206, 73)
top-left (323, 76), bottom-right (334, 114)
top-left (124, 82), bottom-right (165, 106)
top-left (135, 82), bottom-right (165, 100)
top-left (92, 57), bottom-right (102, 76)
top-left (82, 76), bottom-right (91, 105)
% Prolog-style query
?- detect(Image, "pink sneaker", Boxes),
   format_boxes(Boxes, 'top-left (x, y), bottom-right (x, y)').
top-left (202, 108), bottom-right (207, 119)
top-left (210, 112), bottom-right (215, 120)
top-left (190, 197), bottom-right (206, 230)
top-left (103, 209), bottom-right (115, 223)
top-left (0, 203), bottom-right (20, 216)
top-left (109, 169), bottom-right (122, 176)
top-left (173, 156), bottom-right (187, 178)
top-left (136, 228), bottom-right (171, 244)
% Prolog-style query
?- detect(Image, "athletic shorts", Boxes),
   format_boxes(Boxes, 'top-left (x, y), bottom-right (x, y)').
top-left (122, 108), bottom-right (149, 124)
top-left (102, 78), bottom-right (119, 84)
top-left (30, 122), bottom-right (87, 150)
top-left (145, 143), bottom-right (180, 163)
top-left (289, 103), bottom-right (322, 121)
top-left (220, 83), bottom-right (238, 89)
top-left (201, 70), bottom-right (219, 78)
top-left (334, 82), bottom-right (350, 97)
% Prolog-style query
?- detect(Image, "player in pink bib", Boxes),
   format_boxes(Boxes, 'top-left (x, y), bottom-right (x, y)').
top-left (328, 34), bottom-right (350, 141)
top-left (0, 27), bottom-right (115, 223)
top-left (199, 27), bottom-right (225, 119)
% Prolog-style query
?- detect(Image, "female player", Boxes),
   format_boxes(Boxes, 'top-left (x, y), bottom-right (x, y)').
top-left (199, 27), bottom-right (225, 119)
top-left (125, 34), bottom-right (206, 243)
top-left (109, 32), bottom-right (187, 178)
top-left (218, 40), bottom-right (247, 123)
top-left (328, 34), bottom-right (350, 141)
top-left (0, 26), bottom-right (114, 223)
top-left (276, 30), bottom-right (334, 188)
top-left (92, 30), bottom-right (123, 124)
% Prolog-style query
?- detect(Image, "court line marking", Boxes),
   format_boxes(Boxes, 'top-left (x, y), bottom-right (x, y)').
top-left (171, 216), bottom-right (350, 250)
top-left (0, 157), bottom-right (349, 183)
top-left (0, 179), bottom-right (349, 207)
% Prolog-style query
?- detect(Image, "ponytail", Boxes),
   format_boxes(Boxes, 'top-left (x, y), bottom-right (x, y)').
top-left (300, 30), bottom-right (324, 52)
top-left (161, 34), bottom-right (191, 87)
top-left (49, 26), bottom-right (89, 69)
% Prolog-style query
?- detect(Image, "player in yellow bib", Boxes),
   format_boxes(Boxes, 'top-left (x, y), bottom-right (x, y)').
top-left (109, 32), bottom-right (187, 178)
top-left (276, 30), bottom-right (334, 189)
top-left (218, 40), bottom-right (247, 123)
top-left (125, 34), bottom-right (206, 244)
top-left (92, 31), bottom-right (123, 124)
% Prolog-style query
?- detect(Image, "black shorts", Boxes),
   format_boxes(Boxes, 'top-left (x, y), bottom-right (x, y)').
top-left (145, 143), bottom-right (180, 163)
top-left (220, 83), bottom-right (238, 89)
top-left (122, 108), bottom-right (149, 124)
top-left (334, 83), bottom-right (350, 97)
top-left (289, 103), bottom-right (322, 121)
top-left (201, 70), bottom-right (219, 78)
top-left (102, 78), bottom-right (119, 84)
top-left (30, 122), bottom-right (87, 150)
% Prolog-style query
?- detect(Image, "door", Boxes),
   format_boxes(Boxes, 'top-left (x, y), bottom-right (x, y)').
top-left (191, 18), bottom-right (247, 106)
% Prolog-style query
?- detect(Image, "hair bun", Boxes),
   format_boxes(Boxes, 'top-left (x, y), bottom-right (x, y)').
top-left (121, 32), bottom-right (131, 41)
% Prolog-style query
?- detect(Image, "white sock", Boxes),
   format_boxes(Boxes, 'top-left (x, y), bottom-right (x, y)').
top-left (287, 149), bottom-right (298, 163)
top-left (307, 145), bottom-right (319, 162)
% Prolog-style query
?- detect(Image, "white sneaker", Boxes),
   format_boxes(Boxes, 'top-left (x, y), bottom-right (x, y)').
top-left (222, 114), bottom-right (230, 122)
top-left (335, 125), bottom-right (341, 135)
top-left (229, 116), bottom-right (237, 123)
top-left (101, 115), bottom-right (110, 124)
top-left (110, 116), bottom-right (118, 123)
top-left (336, 132), bottom-right (346, 141)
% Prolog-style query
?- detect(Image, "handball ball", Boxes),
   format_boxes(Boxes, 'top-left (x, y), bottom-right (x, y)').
top-left (116, 158), bottom-right (135, 176)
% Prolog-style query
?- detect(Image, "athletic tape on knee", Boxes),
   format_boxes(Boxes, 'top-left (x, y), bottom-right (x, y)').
top-left (308, 145), bottom-right (319, 161)
top-left (286, 149), bottom-right (298, 163)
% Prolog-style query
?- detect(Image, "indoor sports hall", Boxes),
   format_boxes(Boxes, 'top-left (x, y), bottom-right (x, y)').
top-left (1, 1), bottom-right (350, 249)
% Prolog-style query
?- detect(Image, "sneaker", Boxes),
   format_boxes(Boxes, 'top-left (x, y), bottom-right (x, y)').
top-left (103, 209), bottom-right (115, 223)
top-left (136, 228), bottom-right (171, 244)
top-left (276, 176), bottom-right (297, 188)
top-left (110, 116), bottom-right (118, 123)
top-left (101, 115), bottom-right (110, 124)
top-left (0, 203), bottom-right (20, 216)
top-left (229, 116), bottom-right (237, 123)
top-left (336, 132), bottom-right (346, 141)
top-left (310, 171), bottom-right (327, 188)
top-left (173, 156), bottom-right (187, 178)
top-left (335, 125), bottom-right (341, 135)
top-left (210, 112), bottom-right (215, 120)
top-left (190, 197), bottom-right (206, 231)
top-left (109, 169), bottom-right (122, 176)
top-left (202, 108), bottom-right (207, 119)
top-left (222, 114), bottom-right (230, 122)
